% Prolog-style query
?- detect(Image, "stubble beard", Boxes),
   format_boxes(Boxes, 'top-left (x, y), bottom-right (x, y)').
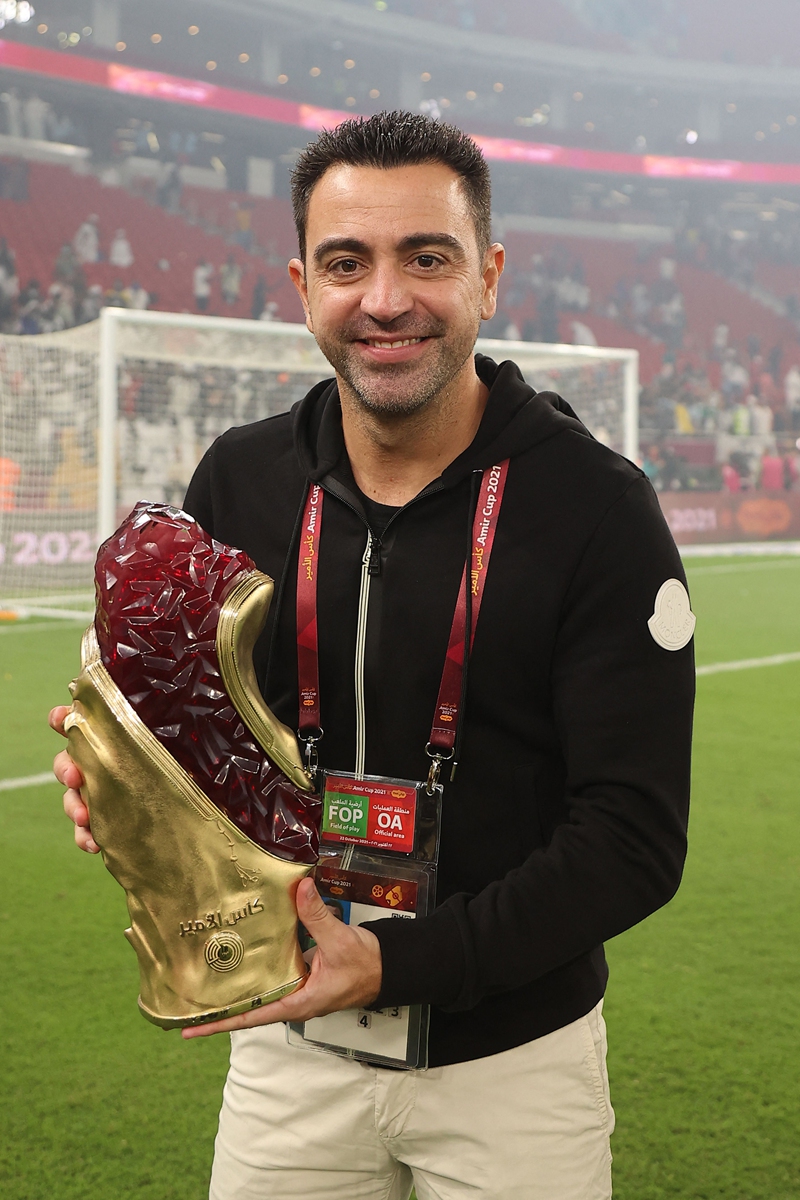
top-left (314, 314), bottom-right (481, 420)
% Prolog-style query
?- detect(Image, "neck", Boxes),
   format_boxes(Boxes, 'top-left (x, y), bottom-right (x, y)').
top-left (339, 357), bottom-right (488, 506)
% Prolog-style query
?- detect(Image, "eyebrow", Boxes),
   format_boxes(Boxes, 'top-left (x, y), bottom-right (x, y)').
top-left (312, 232), bottom-right (467, 266)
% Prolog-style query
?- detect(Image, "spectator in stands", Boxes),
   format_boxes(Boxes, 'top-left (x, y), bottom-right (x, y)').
top-left (759, 449), bottom-right (786, 490)
top-left (787, 440), bottom-right (800, 490)
top-left (251, 274), bottom-right (268, 321)
top-left (105, 280), bottom-right (127, 308)
top-left (79, 284), bottom-right (104, 324)
top-left (193, 259), bottom-right (214, 313)
top-left (711, 322), bottom-right (729, 359)
top-left (673, 398), bottom-right (694, 434)
top-left (750, 394), bottom-right (774, 436)
top-left (23, 94), bottom-right (50, 141)
top-left (156, 163), bottom-right (182, 212)
top-left (220, 255), bottom-right (242, 307)
top-left (0, 238), bottom-right (19, 324)
top-left (259, 300), bottom-right (281, 322)
top-left (109, 229), bottom-right (134, 270)
top-left (784, 364), bottom-right (800, 428)
top-left (18, 279), bottom-right (42, 334)
top-left (641, 444), bottom-right (665, 489)
top-left (0, 237), bottom-right (15, 278)
top-left (571, 320), bottom-right (597, 346)
top-left (36, 284), bottom-right (72, 333)
top-left (1, 88), bottom-right (22, 138)
top-left (49, 111), bottom-right (79, 144)
top-left (53, 243), bottom-right (82, 288)
top-left (234, 204), bottom-right (253, 250)
top-left (123, 282), bottom-right (150, 311)
top-left (721, 458), bottom-right (742, 492)
top-left (721, 352), bottom-right (749, 401)
top-left (73, 215), bottom-right (100, 265)
top-left (730, 395), bottom-right (751, 435)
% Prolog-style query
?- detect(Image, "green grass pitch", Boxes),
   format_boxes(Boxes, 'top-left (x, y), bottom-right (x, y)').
top-left (1, 557), bottom-right (799, 1199)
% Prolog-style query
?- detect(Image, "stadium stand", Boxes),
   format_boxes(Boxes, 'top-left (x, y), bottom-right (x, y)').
top-left (0, 159), bottom-right (304, 326)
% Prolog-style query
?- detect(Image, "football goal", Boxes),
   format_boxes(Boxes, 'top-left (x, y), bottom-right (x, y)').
top-left (0, 308), bottom-right (638, 604)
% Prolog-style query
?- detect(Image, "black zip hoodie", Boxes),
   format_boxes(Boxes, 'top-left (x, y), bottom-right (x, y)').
top-left (184, 353), bottom-right (694, 1067)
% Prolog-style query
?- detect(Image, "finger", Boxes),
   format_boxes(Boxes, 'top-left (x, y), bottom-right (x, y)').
top-left (49, 705), bottom-right (72, 737)
top-left (63, 785), bottom-right (88, 826)
top-left (181, 987), bottom-right (307, 1040)
top-left (75, 822), bottom-right (100, 854)
top-left (53, 748), bottom-right (84, 790)
top-left (63, 789), bottom-right (99, 853)
top-left (295, 879), bottom-right (345, 944)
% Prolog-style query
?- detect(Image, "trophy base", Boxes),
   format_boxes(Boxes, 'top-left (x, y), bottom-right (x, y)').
top-left (138, 974), bottom-right (307, 1030)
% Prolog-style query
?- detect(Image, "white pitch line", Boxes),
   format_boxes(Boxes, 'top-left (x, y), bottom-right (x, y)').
top-left (687, 559), bottom-right (800, 576)
top-left (0, 771), bottom-right (58, 792)
top-left (2, 652), bottom-right (798, 794)
top-left (696, 651), bottom-right (800, 676)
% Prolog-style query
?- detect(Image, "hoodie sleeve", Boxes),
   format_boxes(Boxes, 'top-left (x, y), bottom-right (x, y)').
top-left (365, 475), bottom-right (694, 1011)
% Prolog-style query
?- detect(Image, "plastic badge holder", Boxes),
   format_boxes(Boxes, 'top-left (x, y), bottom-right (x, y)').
top-left (288, 771), bottom-right (442, 1070)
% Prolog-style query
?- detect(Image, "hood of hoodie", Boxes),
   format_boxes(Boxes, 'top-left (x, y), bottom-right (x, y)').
top-left (292, 353), bottom-right (595, 489)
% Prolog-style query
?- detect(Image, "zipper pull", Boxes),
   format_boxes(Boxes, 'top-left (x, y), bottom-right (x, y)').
top-left (367, 535), bottom-right (382, 576)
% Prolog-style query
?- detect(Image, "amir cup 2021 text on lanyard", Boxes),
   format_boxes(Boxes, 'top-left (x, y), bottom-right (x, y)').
top-left (296, 459), bottom-right (510, 814)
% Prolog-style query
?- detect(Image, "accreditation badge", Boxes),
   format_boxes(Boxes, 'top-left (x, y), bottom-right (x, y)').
top-left (288, 771), bottom-right (442, 1070)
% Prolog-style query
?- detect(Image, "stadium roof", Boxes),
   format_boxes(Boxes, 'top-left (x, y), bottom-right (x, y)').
top-left (215, 0), bottom-right (800, 99)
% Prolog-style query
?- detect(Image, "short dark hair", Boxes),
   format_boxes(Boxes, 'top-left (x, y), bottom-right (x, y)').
top-left (291, 111), bottom-right (492, 261)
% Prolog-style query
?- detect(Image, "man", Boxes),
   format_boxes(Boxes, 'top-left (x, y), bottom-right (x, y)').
top-left (193, 258), bottom-right (214, 313)
top-left (53, 112), bottom-right (694, 1199)
top-left (220, 254), bottom-right (243, 307)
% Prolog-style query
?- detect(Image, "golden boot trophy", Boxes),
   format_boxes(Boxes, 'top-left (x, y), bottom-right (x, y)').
top-left (64, 503), bottom-right (321, 1028)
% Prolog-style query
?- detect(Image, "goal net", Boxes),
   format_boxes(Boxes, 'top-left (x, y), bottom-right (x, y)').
top-left (0, 310), bottom-right (637, 604)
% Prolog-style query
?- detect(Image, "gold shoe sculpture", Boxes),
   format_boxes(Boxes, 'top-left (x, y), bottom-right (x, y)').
top-left (64, 503), bottom-right (321, 1028)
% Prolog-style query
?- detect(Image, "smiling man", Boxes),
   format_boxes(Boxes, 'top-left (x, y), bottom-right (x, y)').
top-left (54, 112), bottom-right (694, 1200)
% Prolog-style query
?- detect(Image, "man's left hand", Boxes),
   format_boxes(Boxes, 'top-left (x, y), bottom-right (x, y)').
top-left (181, 876), bottom-right (383, 1039)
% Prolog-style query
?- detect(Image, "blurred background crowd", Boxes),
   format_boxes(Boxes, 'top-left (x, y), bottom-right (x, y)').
top-left (2, 0), bottom-right (800, 494)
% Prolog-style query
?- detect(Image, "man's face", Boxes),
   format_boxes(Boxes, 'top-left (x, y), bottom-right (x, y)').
top-left (289, 162), bottom-right (503, 417)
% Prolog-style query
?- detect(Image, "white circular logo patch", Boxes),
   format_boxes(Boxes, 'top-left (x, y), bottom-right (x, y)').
top-left (647, 579), bottom-right (696, 651)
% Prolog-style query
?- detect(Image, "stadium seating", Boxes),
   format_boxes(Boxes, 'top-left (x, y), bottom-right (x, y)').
top-left (2, 154), bottom-right (799, 393)
top-left (0, 159), bottom-right (304, 321)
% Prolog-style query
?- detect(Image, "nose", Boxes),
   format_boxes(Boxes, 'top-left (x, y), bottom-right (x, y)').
top-left (360, 261), bottom-right (414, 325)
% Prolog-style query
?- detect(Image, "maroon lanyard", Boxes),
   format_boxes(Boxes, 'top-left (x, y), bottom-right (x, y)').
top-left (296, 462), bottom-right (509, 787)
top-left (296, 482), bottom-right (323, 775)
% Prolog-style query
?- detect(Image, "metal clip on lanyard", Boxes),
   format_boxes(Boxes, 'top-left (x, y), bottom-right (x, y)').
top-left (296, 462), bottom-right (509, 793)
top-left (296, 483), bottom-right (324, 783)
top-left (425, 460), bottom-right (509, 794)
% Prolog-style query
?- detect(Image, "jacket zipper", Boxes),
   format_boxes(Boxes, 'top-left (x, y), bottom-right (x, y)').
top-left (317, 478), bottom-right (445, 778)
top-left (353, 533), bottom-right (373, 777)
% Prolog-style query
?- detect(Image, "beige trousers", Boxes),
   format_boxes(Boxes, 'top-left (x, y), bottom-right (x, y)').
top-left (209, 1002), bottom-right (614, 1200)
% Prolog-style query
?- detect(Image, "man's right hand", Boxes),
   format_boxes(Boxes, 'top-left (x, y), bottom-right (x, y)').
top-left (49, 705), bottom-right (98, 854)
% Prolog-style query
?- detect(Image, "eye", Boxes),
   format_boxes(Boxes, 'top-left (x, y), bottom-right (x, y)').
top-left (415, 254), bottom-right (440, 269)
top-left (332, 258), bottom-right (360, 274)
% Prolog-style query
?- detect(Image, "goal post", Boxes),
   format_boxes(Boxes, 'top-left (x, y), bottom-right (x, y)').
top-left (0, 308), bottom-right (638, 603)
top-left (476, 337), bottom-right (639, 464)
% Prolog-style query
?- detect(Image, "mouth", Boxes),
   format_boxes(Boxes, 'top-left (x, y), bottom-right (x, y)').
top-left (361, 337), bottom-right (425, 349)
top-left (353, 335), bottom-right (433, 364)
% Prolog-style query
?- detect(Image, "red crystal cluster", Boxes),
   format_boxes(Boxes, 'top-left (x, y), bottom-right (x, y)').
top-left (94, 502), bottom-right (320, 864)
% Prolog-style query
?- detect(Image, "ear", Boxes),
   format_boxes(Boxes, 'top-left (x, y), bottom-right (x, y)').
top-left (480, 243), bottom-right (505, 321)
top-left (288, 258), bottom-right (313, 334)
